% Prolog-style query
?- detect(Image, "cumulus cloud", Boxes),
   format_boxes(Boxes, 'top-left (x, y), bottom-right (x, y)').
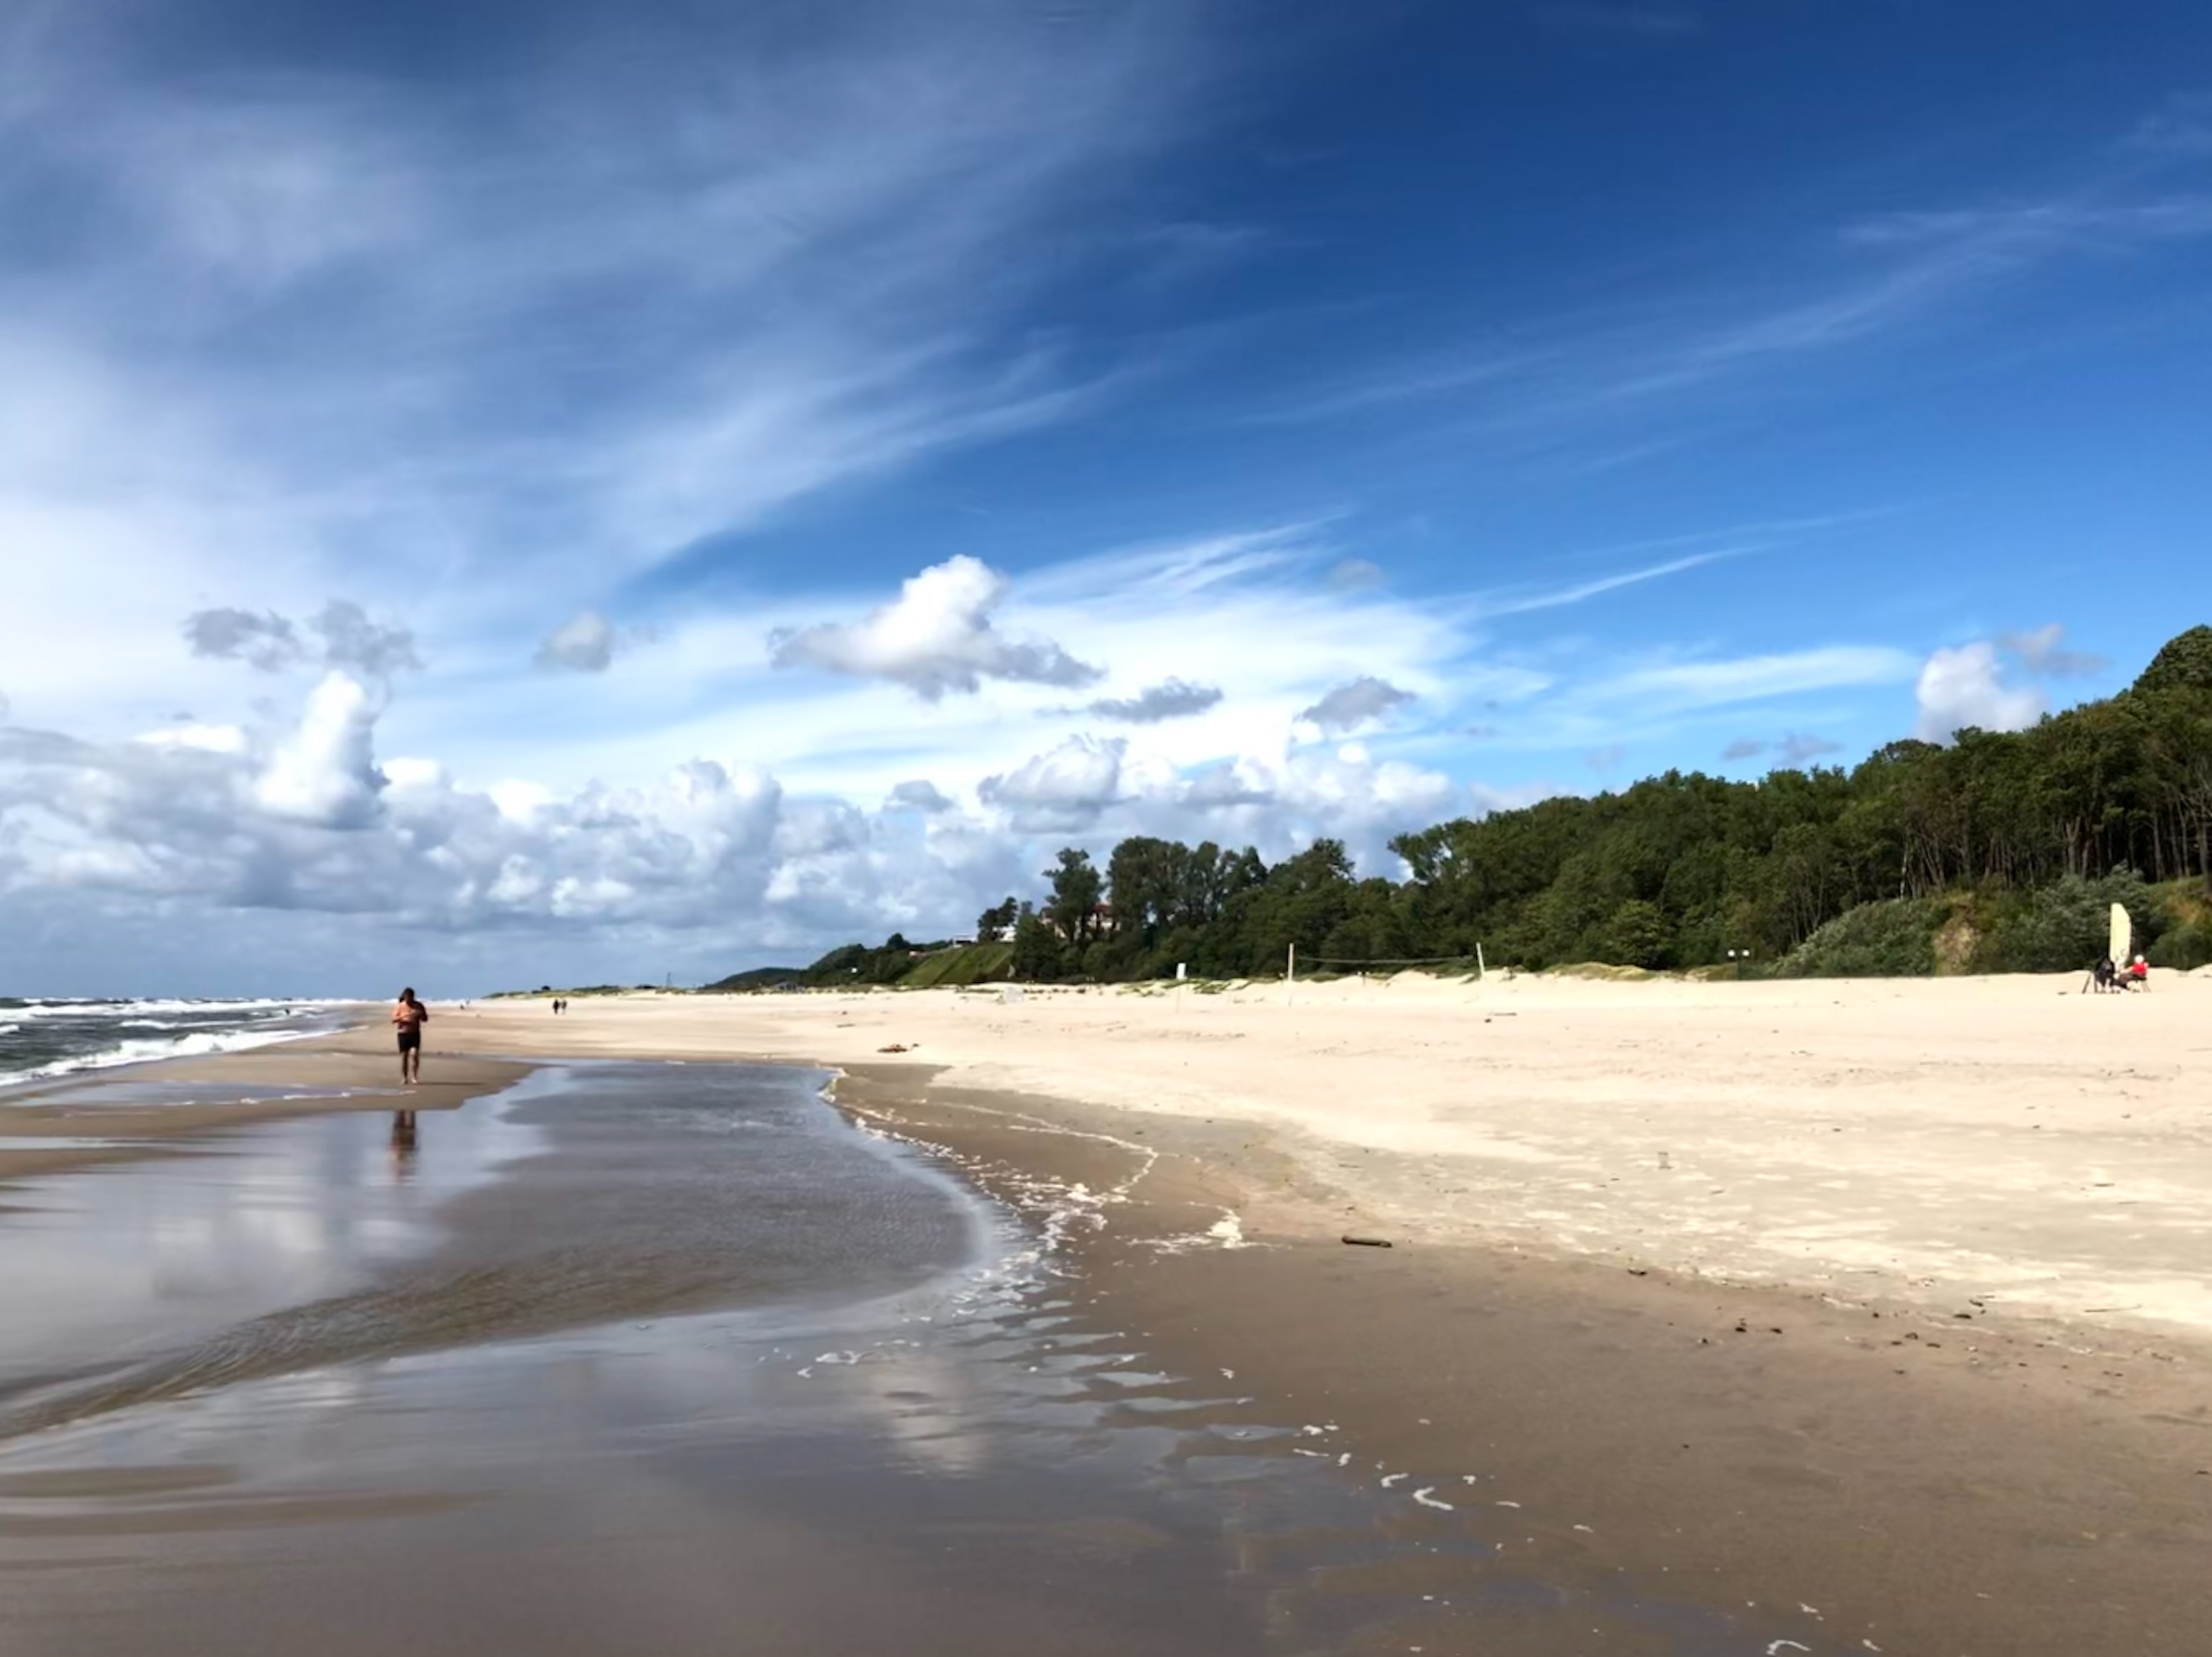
top-left (2001, 623), bottom-right (2104, 679)
top-left (887, 780), bottom-right (956, 814)
top-left (977, 736), bottom-right (1125, 832)
top-left (1297, 676), bottom-right (1414, 734)
top-left (1914, 642), bottom-right (2045, 742)
top-left (1178, 761), bottom-right (1275, 809)
top-left (185, 601), bottom-right (419, 680)
top-left (536, 611), bottom-right (619, 673)
top-left (770, 556), bottom-right (1102, 700)
top-left (1084, 678), bottom-right (1223, 723)
top-left (254, 672), bottom-right (388, 828)
top-left (312, 601), bottom-right (421, 678)
top-left (185, 609), bottom-right (304, 671)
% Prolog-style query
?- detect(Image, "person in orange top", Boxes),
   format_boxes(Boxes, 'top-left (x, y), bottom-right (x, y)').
top-left (391, 987), bottom-right (429, 1086)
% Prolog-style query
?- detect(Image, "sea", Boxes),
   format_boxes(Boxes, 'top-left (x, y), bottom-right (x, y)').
top-left (0, 996), bottom-right (349, 1089)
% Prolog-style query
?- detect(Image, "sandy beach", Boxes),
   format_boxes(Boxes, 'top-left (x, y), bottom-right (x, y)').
top-left (446, 972), bottom-right (2212, 1654)
top-left (460, 970), bottom-right (2212, 1343)
top-left (5, 973), bottom-right (2209, 1655)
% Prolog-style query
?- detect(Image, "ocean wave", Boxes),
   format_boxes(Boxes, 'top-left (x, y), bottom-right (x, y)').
top-left (0, 1027), bottom-right (326, 1091)
top-left (1, 998), bottom-right (352, 1022)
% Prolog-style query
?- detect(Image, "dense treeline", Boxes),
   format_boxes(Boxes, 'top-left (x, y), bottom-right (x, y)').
top-left (762, 627), bottom-right (2212, 986)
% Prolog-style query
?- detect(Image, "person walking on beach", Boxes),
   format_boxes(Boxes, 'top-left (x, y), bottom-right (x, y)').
top-left (392, 988), bottom-right (428, 1086)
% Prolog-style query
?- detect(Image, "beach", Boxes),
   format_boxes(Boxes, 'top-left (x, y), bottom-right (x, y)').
top-left (459, 973), bottom-right (2212, 1653)
top-left (2, 974), bottom-right (2208, 1654)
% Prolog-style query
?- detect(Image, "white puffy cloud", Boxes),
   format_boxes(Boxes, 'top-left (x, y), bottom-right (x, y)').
top-left (1083, 678), bottom-right (1223, 723)
top-left (887, 780), bottom-right (956, 814)
top-left (253, 672), bottom-right (388, 828)
top-left (1914, 641), bottom-right (2045, 742)
top-left (1297, 676), bottom-right (1414, 734)
top-left (536, 611), bottom-right (619, 673)
top-left (770, 556), bottom-right (1102, 700)
top-left (977, 736), bottom-right (1126, 832)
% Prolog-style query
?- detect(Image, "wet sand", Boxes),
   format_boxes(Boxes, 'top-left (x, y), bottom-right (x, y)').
top-left (830, 1069), bottom-right (2212, 1657)
top-left (0, 1021), bottom-right (527, 1185)
top-left (1, 1057), bottom-right (1831, 1657)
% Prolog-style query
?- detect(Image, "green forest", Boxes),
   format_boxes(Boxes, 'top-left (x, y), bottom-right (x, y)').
top-left (714, 626), bottom-right (2212, 990)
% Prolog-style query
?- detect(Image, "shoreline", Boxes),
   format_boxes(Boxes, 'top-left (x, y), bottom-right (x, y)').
top-left (821, 1063), bottom-right (2212, 1656)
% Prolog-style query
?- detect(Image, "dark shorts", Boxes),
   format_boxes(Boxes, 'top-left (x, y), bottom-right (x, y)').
top-left (397, 1031), bottom-right (422, 1052)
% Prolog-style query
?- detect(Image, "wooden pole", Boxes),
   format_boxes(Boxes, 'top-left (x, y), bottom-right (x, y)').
top-left (1287, 941), bottom-right (1296, 1005)
top-left (1475, 941), bottom-right (1485, 981)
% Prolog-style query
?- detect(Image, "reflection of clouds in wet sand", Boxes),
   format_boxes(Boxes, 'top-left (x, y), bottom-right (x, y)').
top-left (0, 1094), bottom-right (545, 1397)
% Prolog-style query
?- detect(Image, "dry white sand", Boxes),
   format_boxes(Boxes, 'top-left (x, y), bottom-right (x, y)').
top-left (453, 969), bottom-right (2212, 1344)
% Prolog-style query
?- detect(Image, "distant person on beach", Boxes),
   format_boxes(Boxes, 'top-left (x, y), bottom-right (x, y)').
top-left (2092, 954), bottom-right (2118, 993)
top-left (391, 988), bottom-right (428, 1086)
top-left (2130, 955), bottom-right (2150, 990)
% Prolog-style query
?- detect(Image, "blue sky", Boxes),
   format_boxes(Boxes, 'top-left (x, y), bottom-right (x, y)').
top-left (2, 0), bottom-right (2209, 995)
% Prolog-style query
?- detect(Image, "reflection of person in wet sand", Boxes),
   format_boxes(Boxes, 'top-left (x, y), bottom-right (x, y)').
top-left (390, 1108), bottom-right (418, 1173)
top-left (391, 988), bottom-right (429, 1086)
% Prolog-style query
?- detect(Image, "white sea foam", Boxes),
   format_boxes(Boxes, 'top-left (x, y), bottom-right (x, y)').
top-left (0, 1025), bottom-right (327, 1091)
top-left (4, 998), bottom-right (346, 1022)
